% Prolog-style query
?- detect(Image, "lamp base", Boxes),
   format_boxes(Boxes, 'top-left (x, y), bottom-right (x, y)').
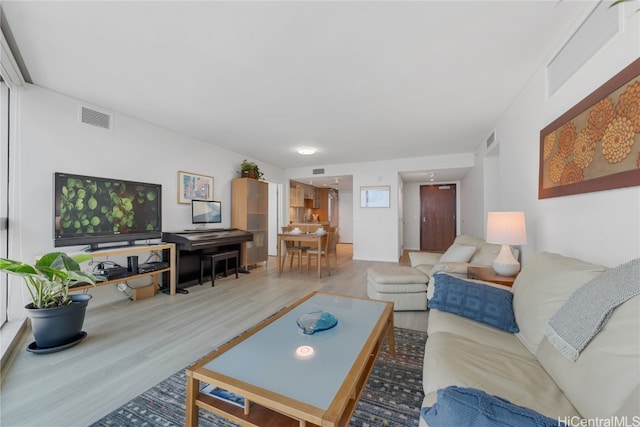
top-left (492, 244), bottom-right (520, 276)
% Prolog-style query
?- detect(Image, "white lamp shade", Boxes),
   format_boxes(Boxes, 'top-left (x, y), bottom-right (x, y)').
top-left (486, 212), bottom-right (527, 245)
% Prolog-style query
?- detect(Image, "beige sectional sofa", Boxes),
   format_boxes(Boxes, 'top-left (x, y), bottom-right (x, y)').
top-left (420, 251), bottom-right (639, 426)
top-left (409, 234), bottom-right (516, 284)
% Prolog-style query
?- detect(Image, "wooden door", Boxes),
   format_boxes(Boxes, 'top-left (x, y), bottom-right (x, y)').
top-left (420, 184), bottom-right (456, 252)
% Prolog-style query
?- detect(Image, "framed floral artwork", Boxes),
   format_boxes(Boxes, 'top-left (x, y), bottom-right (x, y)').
top-left (178, 171), bottom-right (214, 204)
top-left (539, 58), bottom-right (640, 199)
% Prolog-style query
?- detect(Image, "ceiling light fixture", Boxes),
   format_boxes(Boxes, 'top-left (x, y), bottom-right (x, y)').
top-left (297, 147), bottom-right (316, 155)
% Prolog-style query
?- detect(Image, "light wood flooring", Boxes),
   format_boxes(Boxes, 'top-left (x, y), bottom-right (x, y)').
top-left (0, 244), bottom-right (428, 427)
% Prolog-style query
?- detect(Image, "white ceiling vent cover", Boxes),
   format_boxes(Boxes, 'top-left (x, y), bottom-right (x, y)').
top-left (547, 2), bottom-right (619, 96)
top-left (486, 131), bottom-right (496, 150)
top-left (79, 105), bottom-right (112, 130)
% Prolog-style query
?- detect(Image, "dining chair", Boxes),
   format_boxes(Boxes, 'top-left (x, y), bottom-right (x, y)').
top-left (281, 226), bottom-right (311, 271)
top-left (306, 230), bottom-right (338, 276)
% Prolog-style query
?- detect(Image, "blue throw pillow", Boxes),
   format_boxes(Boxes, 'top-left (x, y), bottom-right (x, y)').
top-left (428, 273), bottom-right (519, 332)
top-left (421, 386), bottom-right (564, 427)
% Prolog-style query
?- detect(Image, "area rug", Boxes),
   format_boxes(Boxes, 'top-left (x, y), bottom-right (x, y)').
top-left (90, 327), bottom-right (427, 427)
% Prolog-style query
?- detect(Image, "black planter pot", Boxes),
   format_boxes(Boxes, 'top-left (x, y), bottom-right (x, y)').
top-left (25, 294), bottom-right (91, 349)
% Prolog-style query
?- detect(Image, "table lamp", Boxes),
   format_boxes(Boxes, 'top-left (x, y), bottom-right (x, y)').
top-left (486, 211), bottom-right (527, 276)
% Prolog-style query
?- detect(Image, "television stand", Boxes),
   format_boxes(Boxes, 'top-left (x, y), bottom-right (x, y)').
top-left (72, 243), bottom-right (178, 296)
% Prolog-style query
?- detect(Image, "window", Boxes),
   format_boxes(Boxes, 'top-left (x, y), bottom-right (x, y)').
top-left (0, 78), bottom-right (8, 328)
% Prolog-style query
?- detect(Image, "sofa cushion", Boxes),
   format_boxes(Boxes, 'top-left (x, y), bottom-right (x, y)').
top-left (536, 293), bottom-right (640, 419)
top-left (428, 274), bottom-right (519, 332)
top-left (421, 386), bottom-right (563, 427)
top-left (427, 309), bottom-right (534, 360)
top-left (366, 275), bottom-right (428, 293)
top-left (422, 332), bottom-right (580, 419)
top-left (409, 251), bottom-right (443, 268)
top-left (545, 258), bottom-right (639, 361)
top-left (367, 265), bottom-right (429, 284)
top-left (452, 234), bottom-right (486, 248)
top-left (438, 244), bottom-right (476, 263)
top-left (512, 252), bottom-right (606, 354)
top-left (429, 262), bottom-right (469, 277)
top-left (366, 281), bottom-right (428, 311)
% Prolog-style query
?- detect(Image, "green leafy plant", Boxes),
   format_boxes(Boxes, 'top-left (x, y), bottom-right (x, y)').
top-left (610, 0), bottom-right (639, 12)
top-left (239, 159), bottom-right (264, 180)
top-left (0, 252), bottom-right (103, 309)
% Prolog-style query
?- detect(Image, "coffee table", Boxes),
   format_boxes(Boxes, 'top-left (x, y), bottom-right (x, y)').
top-left (185, 291), bottom-right (395, 427)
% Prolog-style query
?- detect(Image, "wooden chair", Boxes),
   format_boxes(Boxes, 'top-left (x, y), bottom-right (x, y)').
top-left (306, 229), bottom-right (338, 276)
top-left (281, 226), bottom-right (311, 271)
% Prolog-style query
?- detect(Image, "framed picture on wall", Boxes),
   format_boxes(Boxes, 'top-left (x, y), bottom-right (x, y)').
top-left (178, 171), bottom-right (214, 204)
top-left (538, 58), bottom-right (640, 199)
top-left (360, 186), bottom-right (390, 208)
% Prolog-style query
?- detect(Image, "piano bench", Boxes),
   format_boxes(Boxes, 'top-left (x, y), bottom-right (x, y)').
top-left (200, 250), bottom-right (240, 287)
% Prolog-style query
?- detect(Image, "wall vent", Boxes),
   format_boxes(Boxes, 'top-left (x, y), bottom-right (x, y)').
top-left (79, 105), bottom-right (112, 130)
top-left (312, 168), bottom-right (325, 175)
top-left (486, 131), bottom-right (496, 150)
top-left (547, 2), bottom-right (619, 96)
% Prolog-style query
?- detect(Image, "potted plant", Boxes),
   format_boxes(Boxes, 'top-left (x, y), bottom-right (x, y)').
top-left (0, 251), bottom-right (103, 350)
top-left (239, 159), bottom-right (264, 180)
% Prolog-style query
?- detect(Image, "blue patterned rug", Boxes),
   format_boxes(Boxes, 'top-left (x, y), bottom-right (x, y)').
top-left (90, 327), bottom-right (426, 427)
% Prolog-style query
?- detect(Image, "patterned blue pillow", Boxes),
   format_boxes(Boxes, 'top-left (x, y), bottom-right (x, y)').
top-left (421, 386), bottom-right (564, 427)
top-left (428, 273), bottom-right (519, 332)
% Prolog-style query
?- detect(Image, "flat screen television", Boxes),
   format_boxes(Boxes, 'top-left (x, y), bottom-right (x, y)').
top-left (191, 200), bottom-right (222, 224)
top-left (54, 172), bottom-right (162, 250)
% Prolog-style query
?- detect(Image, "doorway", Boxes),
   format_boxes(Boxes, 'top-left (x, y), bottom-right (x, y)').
top-left (420, 184), bottom-right (456, 252)
top-left (267, 181), bottom-right (282, 257)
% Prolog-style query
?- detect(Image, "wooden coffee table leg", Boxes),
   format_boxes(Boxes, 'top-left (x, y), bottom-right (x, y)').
top-left (185, 370), bottom-right (199, 427)
top-left (387, 314), bottom-right (395, 356)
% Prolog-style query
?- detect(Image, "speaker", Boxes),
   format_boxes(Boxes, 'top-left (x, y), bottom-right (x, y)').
top-left (127, 256), bottom-right (139, 274)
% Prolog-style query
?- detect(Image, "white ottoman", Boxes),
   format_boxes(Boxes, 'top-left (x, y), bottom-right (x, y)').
top-left (366, 265), bottom-right (429, 311)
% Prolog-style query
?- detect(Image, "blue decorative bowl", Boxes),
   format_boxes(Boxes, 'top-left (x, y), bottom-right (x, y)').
top-left (297, 311), bottom-right (338, 335)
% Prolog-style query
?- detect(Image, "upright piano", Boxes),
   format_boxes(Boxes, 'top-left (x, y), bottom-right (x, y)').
top-left (162, 229), bottom-right (253, 288)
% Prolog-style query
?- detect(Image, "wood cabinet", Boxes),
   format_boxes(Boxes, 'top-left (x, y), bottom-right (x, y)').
top-left (232, 178), bottom-right (269, 267)
top-left (290, 181), bottom-right (320, 208)
top-left (290, 182), bottom-right (304, 207)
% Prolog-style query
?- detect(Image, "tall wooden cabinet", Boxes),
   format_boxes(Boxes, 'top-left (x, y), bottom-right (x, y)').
top-left (231, 178), bottom-right (269, 267)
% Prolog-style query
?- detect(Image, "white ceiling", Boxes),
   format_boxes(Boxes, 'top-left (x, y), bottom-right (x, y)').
top-left (2, 1), bottom-right (592, 178)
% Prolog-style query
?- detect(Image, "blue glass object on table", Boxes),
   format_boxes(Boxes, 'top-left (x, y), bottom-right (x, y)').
top-left (297, 311), bottom-right (338, 335)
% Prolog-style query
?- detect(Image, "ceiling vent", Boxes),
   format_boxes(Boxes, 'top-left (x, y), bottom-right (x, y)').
top-left (79, 105), bottom-right (112, 131)
top-left (547, 2), bottom-right (619, 96)
top-left (312, 168), bottom-right (325, 175)
top-left (486, 131), bottom-right (496, 150)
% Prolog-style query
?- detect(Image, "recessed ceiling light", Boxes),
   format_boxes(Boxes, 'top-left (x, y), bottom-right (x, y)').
top-left (297, 147), bottom-right (316, 155)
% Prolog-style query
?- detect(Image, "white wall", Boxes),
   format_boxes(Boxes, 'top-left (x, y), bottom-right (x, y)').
top-left (338, 190), bottom-right (353, 243)
top-left (287, 153), bottom-right (474, 262)
top-left (7, 84), bottom-right (285, 315)
top-left (473, 4), bottom-right (640, 267)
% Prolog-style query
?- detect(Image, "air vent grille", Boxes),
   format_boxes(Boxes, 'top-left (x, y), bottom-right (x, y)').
top-left (312, 168), bottom-right (325, 175)
top-left (547, 3), bottom-right (619, 96)
top-left (80, 106), bottom-right (111, 130)
top-left (486, 131), bottom-right (495, 149)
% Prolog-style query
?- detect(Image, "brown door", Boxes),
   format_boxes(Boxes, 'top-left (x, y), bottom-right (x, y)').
top-left (420, 184), bottom-right (456, 252)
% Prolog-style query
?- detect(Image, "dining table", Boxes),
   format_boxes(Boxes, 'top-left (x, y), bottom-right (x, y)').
top-left (277, 232), bottom-right (327, 278)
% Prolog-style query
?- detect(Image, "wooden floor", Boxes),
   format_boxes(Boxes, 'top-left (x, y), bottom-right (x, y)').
top-left (0, 244), bottom-right (428, 427)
